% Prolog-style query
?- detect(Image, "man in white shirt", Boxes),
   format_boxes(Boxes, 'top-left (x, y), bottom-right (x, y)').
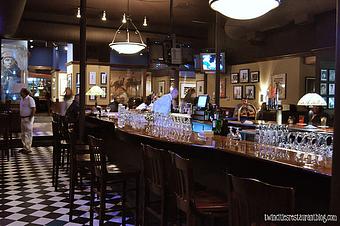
top-left (19, 88), bottom-right (36, 154)
top-left (153, 88), bottom-right (178, 115)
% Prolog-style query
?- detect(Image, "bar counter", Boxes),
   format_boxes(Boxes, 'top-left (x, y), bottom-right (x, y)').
top-left (86, 116), bottom-right (332, 214)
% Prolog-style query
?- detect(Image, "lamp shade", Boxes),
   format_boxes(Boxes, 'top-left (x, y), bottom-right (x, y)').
top-left (86, 86), bottom-right (105, 96)
top-left (297, 93), bottom-right (327, 107)
top-left (109, 42), bottom-right (146, 54)
top-left (209, 0), bottom-right (280, 20)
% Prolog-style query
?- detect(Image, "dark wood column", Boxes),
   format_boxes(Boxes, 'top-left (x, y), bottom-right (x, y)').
top-left (215, 12), bottom-right (221, 106)
top-left (79, 0), bottom-right (87, 140)
top-left (331, 0), bottom-right (340, 221)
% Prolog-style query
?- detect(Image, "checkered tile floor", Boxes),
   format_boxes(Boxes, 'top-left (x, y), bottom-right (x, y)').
top-left (0, 147), bottom-right (135, 226)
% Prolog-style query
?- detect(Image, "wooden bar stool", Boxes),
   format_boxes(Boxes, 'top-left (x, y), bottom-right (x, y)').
top-left (226, 174), bottom-right (295, 226)
top-left (88, 135), bottom-right (141, 226)
top-left (0, 113), bottom-right (10, 161)
top-left (172, 153), bottom-right (228, 226)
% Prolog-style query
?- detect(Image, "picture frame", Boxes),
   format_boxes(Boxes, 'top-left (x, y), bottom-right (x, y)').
top-left (158, 80), bottom-right (165, 96)
top-left (245, 85), bottom-right (255, 100)
top-left (100, 72), bottom-right (107, 85)
top-left (272, 73), bottom-right (287, 100)
top-left (89, 95), bottom-right (95, 101)
top-left (233, 85), bottom-right (243, 100)
top-left (196, 80), bottom-right (205, 96)
top-left (250, 71), bottom-right (260, 83)
top-left (320, 83), bottom-right (327, 96)
top-left (305, 77), bottom-right (316, 93)
top-left (220, 77), bottom-right (226, 98)
top-left (329, 69), bottom-right (336, 82)
top-left (239, 69), bottom-right (249, 83)
top-left (328, 97), bottom-right (335, 109)
top-left (180, 83), bottom-right (196, 99)
top-left (322, 96), bottom-right (328, 108)
top-left (231, 73), bottom-right (239, 84)
top-left (100, 87), bottom-right (107, 98)
top-left (320, 69), bottom-right (328, 81)
top-left (89, 72), bottom-right (96, 85)
top-left (76, 73), bottom-right (80, 85)
top-left (76, 87), bottom-right (80, 95)
top-left (67, 73), bottom-right (72, 88)
top-left (328, 83), bottom-right (335, 95)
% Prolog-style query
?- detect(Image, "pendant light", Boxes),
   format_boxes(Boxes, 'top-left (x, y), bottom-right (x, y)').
top-left (209, 0), bottom-right (280, 20)
top-left (109, 0), bottom-right (146, 54)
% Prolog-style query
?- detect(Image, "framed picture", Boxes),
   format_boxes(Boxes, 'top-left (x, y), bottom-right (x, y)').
top-left (89, 95), bottom-right (95, 101)
top-left (322, 96), bottom-right (328, 108)
top-left (328, 83), bottom-right (335, 95)
top-left (89, 72), bottom-right (96, 85)
top-left (245, 85), bottom-right (255, 99)
top-left (76, 87), bottom-right (80, 95)
top-left (67, 74), bottom-right (72, 88)
top-left (321, 69), bottom-right (328, 81)
top-left (328, 97), bottom-right (335, 109)
top-left (320, 83), bottom-right (327, 95)
top-left (158, 81), bottom-right (165, 96)
top-left (272, 73), bottom-right (287, 100)
top-left (76, 73), bottom-right (80, 85)
top-left (231, 73), bottom-right (239, 84)
top-left (100, 72), bottom-right (107, 85)
top-left (239, 69), bottom-right (249, 83)
top-left (196, 80), bottom-right (204, 96)
top-left (220, 78), bottom-right (226, 98)
top-left (329, 69), bottom-right (336, 82)
top-left (180, 83), bottom-right (196, 99)
top-left (100, 87), bottom-right (107, 98)
top-left (233, 86), bottom-right (243, 100)
top-left (305, 77), bottom-right (316, 93)
top-left (250, 71), bottom-right (260, 83)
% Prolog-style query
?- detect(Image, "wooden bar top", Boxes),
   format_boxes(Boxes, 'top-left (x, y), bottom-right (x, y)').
top-left (88, 116), bottom-right (332, 177)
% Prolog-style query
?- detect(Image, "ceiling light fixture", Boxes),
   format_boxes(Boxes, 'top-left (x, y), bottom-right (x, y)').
top-left (109, 0), bottom-right (147, 54)
top-left (143, 16), bottom-right (148, 27)
top-left (76, 7), bottom-right (81, 18)
top-left (209, 0), bottom-right (280, 20)
top-left (102, 11), bottom-right (107, 21)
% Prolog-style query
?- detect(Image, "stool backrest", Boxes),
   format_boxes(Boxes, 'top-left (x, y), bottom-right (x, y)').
top-left (227, 174), bottom-right (295, 226)
top-left (141, 144), bottom-right (165, 191)
top-left (52, 121), bottom-right (61, 147)
top-left (172, 153), bottom-right (193, 212)
top-left (88, 135), bottom-right (107, 177)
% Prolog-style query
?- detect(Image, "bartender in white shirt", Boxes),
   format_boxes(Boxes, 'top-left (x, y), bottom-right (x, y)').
top-left (153, 88), bottom-right (178, 115)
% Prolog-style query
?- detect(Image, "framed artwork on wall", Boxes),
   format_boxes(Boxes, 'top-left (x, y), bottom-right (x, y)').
top-left (100, 72), bottom-right (107, 85)
top-left (320, 83), bottom-right (327, 96)
top-left (250, 71), bottom-right (260, 83)
top-left (245, 85), bottom-right (255, 99)
top-left (220, 78), bottom-right (226, 98)
top-left (329, 83), bottom-right (335, 95)
top-left (100, 87), bottom-right (107, 98)
top-left (329, 97), bottom-right (335, 109)
top-left (158, 81), bottom-right (165, 96)
top-left (196, 80), bottom-right (204, 96)
top-left (89, 95), bottom-right (95, 101)
top-left (76, 87), bottom-right (80, 95)
top-left (231, 73), bottom-right (239, 84)
top-left (305, 77), bottom-right (316, 93)
top-left (89, 72), bottom-right (96, 85)
top-left (67, 74), bottom-right (72, 88)
top-left (329, 69), bottom-right (335, 82)
top-left (180, 83), bottom-right (196, 99)
top-left (76, 73), bottom-right (80, 85)
top-left (271, 73), bottom-right (287, 100)
top-left (320, 69), bottom-right (328, 81)
top-left (233, 85), bottom-right (243, 100)
top-left (239, 69), bottom-right (249, 83)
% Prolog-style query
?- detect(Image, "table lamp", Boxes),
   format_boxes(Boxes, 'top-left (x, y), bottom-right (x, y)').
top-left (297, 93), bottom-right (327, 129)
top-left (85, 86), bottom-right (105, 107)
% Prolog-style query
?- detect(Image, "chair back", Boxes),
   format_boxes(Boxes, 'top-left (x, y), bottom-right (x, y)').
top-left (0, 113), bottom-right (9, 150)
top-left (172, 153), bottom-right (194, 212)
top-left (88, 135), bottom-right (107, 177)
top-left (227, 174), bottom-right (295, 226)
top-left (52, 120), bottom-right (61, 148)
top-left (141, 144), bottom-right (165, 193)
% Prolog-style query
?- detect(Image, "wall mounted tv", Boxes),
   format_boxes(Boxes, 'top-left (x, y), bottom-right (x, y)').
top-left (200, 52), bottom-right (225, 73)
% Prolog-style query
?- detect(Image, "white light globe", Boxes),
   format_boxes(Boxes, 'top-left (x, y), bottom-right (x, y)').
top-left (109, 42), bottom-right (146, 54)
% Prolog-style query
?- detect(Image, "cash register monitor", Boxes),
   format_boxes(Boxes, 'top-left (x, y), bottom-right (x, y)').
top-left (197, 95), bottom-right (209, 109)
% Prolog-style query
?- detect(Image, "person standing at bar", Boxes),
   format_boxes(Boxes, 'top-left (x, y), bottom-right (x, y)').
top-left (19, 88), bottom-right (36, 154)
top-left (153, 88), bottom-right (178, 115)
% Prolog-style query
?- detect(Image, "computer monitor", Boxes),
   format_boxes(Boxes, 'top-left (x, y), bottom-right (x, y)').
top-left (197, 95), bottom-right (209, 108)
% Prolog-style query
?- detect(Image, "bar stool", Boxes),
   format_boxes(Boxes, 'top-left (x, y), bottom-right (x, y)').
top-left (172, 153), bottom-right (228, 226)
top-left (0, 113), bottom-right (10, 161)
top-left (226, 174), bottom-right (295, 226)
top-left (88, 135), bottom-right (141, 226)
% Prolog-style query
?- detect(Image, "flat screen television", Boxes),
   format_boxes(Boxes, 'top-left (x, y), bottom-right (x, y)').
top-left (200, 52), bottom-right (225, 72)
top-left (197, 95), bottom-right (209, 108)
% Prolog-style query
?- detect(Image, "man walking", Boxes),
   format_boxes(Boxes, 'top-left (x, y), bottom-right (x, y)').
top-left (19, 88), bottom-right (36, 154)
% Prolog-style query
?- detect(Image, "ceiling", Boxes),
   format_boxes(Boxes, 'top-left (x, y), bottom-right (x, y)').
top-left (1, 0), bottom-right (337, 45)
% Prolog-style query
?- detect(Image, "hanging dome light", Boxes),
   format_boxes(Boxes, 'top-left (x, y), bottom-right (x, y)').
top-left (109, 16), bottom-right (146, 54)
top-left (209, 0), bottom-right (280, 20)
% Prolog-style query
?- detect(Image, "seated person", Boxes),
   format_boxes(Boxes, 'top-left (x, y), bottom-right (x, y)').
top-left (255, 102), bottom-right (268, 120)
top-left (136, 95), bottom-right (153, 111)
top-left (107, 98), bottom-right (119, 112)
top-left (65, 94), bottom-right (80, 123)
top-left (309, 106), bottom-right (330, 126)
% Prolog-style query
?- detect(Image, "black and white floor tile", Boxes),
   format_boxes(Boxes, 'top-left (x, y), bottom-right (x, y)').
top-left (0, 147), bottom-right (134, 226)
